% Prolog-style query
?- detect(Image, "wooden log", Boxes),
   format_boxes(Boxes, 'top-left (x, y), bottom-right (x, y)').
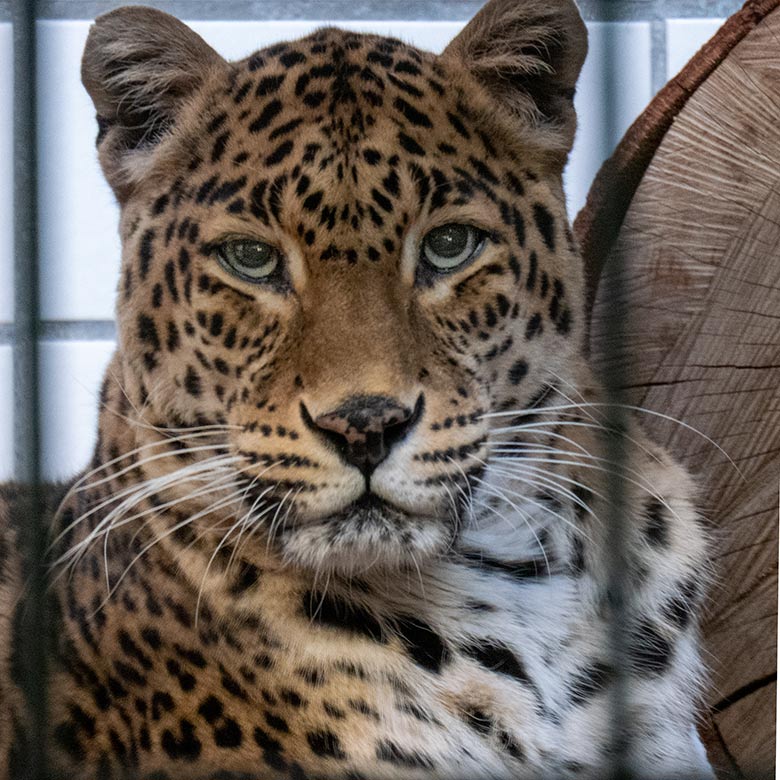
top-left (574, 2), bottom-right (780, 776)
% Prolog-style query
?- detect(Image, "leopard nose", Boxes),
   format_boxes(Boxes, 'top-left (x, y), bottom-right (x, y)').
top-left (302, 394), bottom-right (424, 475)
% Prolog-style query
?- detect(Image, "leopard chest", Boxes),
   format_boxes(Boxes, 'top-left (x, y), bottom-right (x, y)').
top-left (48, 552), bottom-right (589, 780)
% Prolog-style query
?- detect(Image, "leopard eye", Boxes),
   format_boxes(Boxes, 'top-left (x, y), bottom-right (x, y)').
top-left (421, 224), bottom-right (485, 272)
top-left (217, 239), bottom-right (282, 282)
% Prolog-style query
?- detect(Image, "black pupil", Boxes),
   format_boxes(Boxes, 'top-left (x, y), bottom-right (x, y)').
top-left (235, 242), bottom-right (270, 267)
top-left (428, 225), bottom-right (469, 257)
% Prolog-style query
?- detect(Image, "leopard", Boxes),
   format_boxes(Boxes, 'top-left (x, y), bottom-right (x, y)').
top-left (0, 1), bottom-right (715, 778)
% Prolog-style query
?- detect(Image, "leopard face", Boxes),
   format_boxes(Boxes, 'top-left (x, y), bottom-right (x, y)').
top-left (83, 0), bottom-right (587, 575)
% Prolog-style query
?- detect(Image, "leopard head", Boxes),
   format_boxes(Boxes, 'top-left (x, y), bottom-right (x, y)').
top-left (81, 0), bottom-right (588, 576)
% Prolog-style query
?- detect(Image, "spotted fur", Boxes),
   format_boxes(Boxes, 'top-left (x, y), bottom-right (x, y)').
top-left (0, 2), bottom-right (713, 778)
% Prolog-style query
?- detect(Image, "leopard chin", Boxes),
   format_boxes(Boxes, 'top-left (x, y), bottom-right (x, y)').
top-left (276, 493), bottom-right (457, 575)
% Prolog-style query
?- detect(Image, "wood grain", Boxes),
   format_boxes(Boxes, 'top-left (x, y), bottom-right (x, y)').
top-left (575, 3), bottom-right (779, 776)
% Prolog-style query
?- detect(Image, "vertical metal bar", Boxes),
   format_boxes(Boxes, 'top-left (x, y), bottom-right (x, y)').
top-left (12, 0), bottom-right (47, 776)
top-left (12, 0), bottom-right (38, 480)
top-left (591, 6), bottom-right (634, 779)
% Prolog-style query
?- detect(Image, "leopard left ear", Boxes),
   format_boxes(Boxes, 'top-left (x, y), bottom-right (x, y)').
top-left (81, 5), bottom-right (226, 201)
top-left (443, 0), bottom-right (587, 158)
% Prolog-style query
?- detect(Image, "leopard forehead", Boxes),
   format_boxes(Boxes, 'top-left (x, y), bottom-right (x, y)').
top-left (118, 26), bottom-right (582, 336)
top-left (129, 27), bottom-right (575, 263)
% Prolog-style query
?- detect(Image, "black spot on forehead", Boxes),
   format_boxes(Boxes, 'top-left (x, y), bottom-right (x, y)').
top-left (236, 30), bottom-right (438, 150)
top-left (188, 28), bottom-right (573, 281)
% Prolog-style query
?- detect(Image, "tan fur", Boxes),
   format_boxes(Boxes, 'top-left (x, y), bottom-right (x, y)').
top-left (0, 491), bottom-right (24, 773)
top-left (443, 0), bottom-right (587, 157)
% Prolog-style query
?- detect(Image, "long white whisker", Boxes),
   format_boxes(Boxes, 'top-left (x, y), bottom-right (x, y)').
top-left (446, 456), bottom-right (474, 517)
top-left (223, 461), bottom-right (285, 573)
top-left (95, 486), bottom-right (250, 612)
top-left (125, 478), bottom-right (246, 550)
top-left (53, 455), bottom-right (244, 568)
top-left (488, 439), bottom-right (676, 502)
top-left (490, 425), bottom-right (593, 458)
top-left (485, 399), bottom-right (743, 480)
top-left (56, 429), bottom-right (232, 518)
top-left (266, 489), bottom-right (296, 554)
top-left (485, 461), bottom-right (603, 519)
top-left (492, 454), bottom-right (685, 525)
top-left (85, 474), bottom-right (244, 582)
top-left (56, 468), bottom-right (240, 569)
top-left (278, 487), bottom-right (303, 542)
top-left (51, 453), bottom-right (243, 552)
top-left (490, 417), bottom-right (665, 470)
top-left (76, 441), bottom-right (233, 495)
top-left (481, 402), bottom-right (601, 419)
top-left (470, 469), bottom-right (584, 539)
top-left (101, 476), bottom-right (244, 592)
top-left (233, 492), bottom-right (281, 562)
top-left (469, 487), bottom-right (551, 575)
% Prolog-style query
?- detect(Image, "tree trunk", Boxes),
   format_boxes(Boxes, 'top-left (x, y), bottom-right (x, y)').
top-left (575, 3), bottom-right (780, 776)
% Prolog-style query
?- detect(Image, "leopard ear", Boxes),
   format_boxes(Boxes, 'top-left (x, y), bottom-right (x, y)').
top-left (81, 5), bottom-right (225, 199)
top-left (443, 0), bottom-right (587, 158)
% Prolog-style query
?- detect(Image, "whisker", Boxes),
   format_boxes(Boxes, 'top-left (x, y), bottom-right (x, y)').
top-left (492, 453), bottom-right (685, 526)
top-left (101, 476), bottom-right (247, 593)
top-left (277, 487), bottom-right (303, 542)
top-left (489, 417), bottom-right (664, 468)
top-left (468, 488), bottom-right (552, 576)
top-left (50, 454), bottom-right (243, 554)
top-left (481, 402), bottom-right (600, 420)
top-left (125, 478), bottom-right (246, 549)
top-left (484, 399), bottom-right (743, 479)
top-left (470, 469), bottom-right (584, 539)
top-left (56, 429), bottom-right (232, 513)
top-left (220, 459), bottom-right (287, 575)
top-left (232, 491), bottom-right (282, 563)
top-left (55, 474), bottom-right (243, 575)
top-left (446, 455), bottom-right (475, 518)
top-left (490, 426), bottom-right (594, 459)
top-left (489, 443), bottom-right (669, 504)
top-left (266, 489), bottom-right (296, 554)
top-left (75, 441), bottom-right (233, 495)
top-left (99, 487), bottom-right (251, 614)
top-left (52, 454), bottom-right (244, 564)
top-left (485, 461), bottom-right (603, 520)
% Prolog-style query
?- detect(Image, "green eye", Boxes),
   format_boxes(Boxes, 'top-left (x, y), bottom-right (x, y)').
top-left (421, 224), bottom-right (485, 272)
top-left (217, 239), bottom-right (281, 282)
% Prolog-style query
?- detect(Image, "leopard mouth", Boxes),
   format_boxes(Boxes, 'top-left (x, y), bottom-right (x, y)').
top-left (272, 491), bottom-right (457, 574)
top-left (332, 492), bottom-right (411, 527)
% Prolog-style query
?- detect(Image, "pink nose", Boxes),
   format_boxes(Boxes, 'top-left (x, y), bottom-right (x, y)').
top-left (303, 394), bottom-right (423, 475)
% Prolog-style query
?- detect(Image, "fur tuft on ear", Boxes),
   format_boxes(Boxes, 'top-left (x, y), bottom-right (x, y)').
top-left (443, 0), bottom-right (587, 156)
top-left (81, 5), bottom-right (225, 199)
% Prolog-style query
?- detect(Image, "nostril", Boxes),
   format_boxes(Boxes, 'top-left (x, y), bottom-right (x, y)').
top-left (300, 400), bottom-right (362, 469)
top-left (300, 394), bottom-right (425, 474)
top-left (383, 393), bottom-right (424, 452)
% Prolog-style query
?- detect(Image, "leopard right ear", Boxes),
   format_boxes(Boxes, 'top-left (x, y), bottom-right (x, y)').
top-left (81, 5), bottom-right (226, 200)
top-left (443, 0), bottom-right (587, 162)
